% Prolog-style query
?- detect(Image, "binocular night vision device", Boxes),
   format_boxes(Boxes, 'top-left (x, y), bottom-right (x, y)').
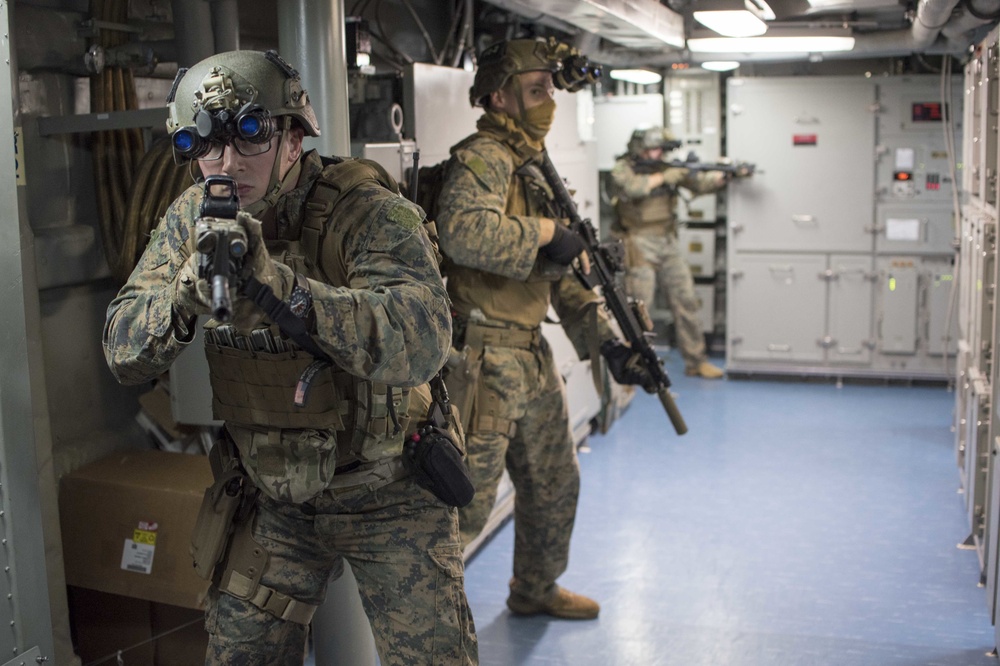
top-left (171, 103), bottom-right (275, 163)
top-left (553, 54), bottom-right (602, 92)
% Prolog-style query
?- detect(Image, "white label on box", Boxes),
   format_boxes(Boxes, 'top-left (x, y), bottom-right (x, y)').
top-left (121, 539), bottom-right (155, 574)
top-left (886, 218), bottom-right (921, 241)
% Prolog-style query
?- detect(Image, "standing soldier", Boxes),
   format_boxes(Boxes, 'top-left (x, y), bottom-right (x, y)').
top-left (103, 50), bottom-right (477, 665)
top-left (436, 37), bottom-right (655, 620)
top-left (610, 127), bottom-right (747, 379)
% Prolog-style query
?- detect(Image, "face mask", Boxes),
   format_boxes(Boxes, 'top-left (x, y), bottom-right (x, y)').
top-left (520, 98), bottom-right (556, 141)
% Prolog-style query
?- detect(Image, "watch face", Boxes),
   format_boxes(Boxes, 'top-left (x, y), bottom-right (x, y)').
top-left (289, 286), bottom-right (311, 318)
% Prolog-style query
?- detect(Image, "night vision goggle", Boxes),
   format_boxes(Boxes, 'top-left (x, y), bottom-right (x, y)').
top-left (553, 54), bottom-right (602, 92)
top-left (171, 103), bottom-right (276, 163)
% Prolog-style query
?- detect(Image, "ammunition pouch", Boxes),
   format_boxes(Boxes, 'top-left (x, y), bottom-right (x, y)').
top-left (190, 435), bottom-right (257, 580)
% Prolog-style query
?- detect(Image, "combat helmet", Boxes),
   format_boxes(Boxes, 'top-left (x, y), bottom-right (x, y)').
top-left (628, 126), bottom-right (681, 156)
top-left (469, 37), bottom-right (601, 107)
top-left (166, 49), bottom-right (320, 162)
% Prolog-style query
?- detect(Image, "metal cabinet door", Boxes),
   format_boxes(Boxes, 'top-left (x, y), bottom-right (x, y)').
top-left (925, 257), bottom-right (959, 356)
top-left (827, 254), bottom-right (874, 365)
top-left (727, 77), bottom-right (875, 253)
top-left (728, 253), bottom-right (827, 363)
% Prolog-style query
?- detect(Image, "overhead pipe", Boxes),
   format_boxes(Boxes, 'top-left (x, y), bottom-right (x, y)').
top-left (278, 0), bottom-right (351, 157)
top-left (209, 0), bottom-right (240, 53)
top-left (170, 0), bottom-right (215, 67)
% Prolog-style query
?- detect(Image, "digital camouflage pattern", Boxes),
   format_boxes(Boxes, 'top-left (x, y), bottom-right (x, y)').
top-left (436, 114), bottom-right (609, 603)
top-left (104, 151), bottom-right (450, 390)
top-left (436, 111), bottom-right (613, 336)
top-left (103, 149), bottom-right (476, 665)
top-left (454, 337), bottom-right (580, 601)
top-left (610, 156), bottom-right (727, 372)
top-left (205, 479), bottom-right (476, 666)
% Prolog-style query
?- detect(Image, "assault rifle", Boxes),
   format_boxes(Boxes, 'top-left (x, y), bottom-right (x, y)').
top-left (195, 175), bottom-right (247, 322)
top-left (632, 151), bottom-right (756, 178)
top-left (537, 151), bottom-right (688, 436)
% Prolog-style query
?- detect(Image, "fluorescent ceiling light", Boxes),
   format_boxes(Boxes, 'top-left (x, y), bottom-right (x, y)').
top-left (701, 61), bottom-right (741, 71)
top-left (609, 69), bottom-right (663, 85)
top-left (693, 9), bottom-right (767, 37)
top-left (688, 34), bottom-right (855, 53)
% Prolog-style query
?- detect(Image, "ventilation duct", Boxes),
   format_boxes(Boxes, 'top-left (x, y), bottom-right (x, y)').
top-left (481, 0), bottom-right (685, 49)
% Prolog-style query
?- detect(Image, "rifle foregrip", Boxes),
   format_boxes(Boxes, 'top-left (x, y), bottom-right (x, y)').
top-left (658, 387), bottom-right (688, 435)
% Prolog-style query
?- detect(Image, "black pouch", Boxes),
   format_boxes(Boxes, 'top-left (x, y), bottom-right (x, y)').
top-left (403, 424), bottom-right (476, 508)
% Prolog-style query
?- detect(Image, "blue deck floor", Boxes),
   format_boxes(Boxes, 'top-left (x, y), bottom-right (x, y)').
top-left (462, 352), bottom-right (996, 666)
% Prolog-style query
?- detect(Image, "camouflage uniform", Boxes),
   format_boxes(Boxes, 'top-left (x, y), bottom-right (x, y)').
top-left (103, 150), bottom-right (477, 665)
top-left (610, 157), bottom-right (726, 373)
top-left (436, 111), bottom-right (614, 604)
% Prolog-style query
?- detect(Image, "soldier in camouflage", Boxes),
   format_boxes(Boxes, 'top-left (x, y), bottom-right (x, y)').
top-left (103, 50), bottom-right (477, 665)
top-left (435, 37), bottom-right (654, 621)
top-left (611, 127), bottom-right (734, 379)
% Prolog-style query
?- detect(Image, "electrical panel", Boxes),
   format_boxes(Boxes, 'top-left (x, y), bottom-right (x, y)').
top-left (727, 75), bottom-right (960, 379)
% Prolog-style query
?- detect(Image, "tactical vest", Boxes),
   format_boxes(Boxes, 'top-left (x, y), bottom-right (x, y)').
top-left (615, 188), bottom-right (676, 232)
top-left (444, 133), bottom-right (564, 329)
top-left (204, 157), bottom-right (432, 474)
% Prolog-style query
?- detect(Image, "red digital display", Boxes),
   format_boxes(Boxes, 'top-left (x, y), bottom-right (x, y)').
top-left (793, 134), bottom-right (817, 146)
top-left (912, 102), bottom-right (943, 122)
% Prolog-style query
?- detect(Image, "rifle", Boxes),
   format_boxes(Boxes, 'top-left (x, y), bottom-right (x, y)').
top-left (537, 151), bottom-right (688, 436)
top-left (633, 151), bottom-right (756, 178)
top-left (195, 175), bottom-right (247, 322)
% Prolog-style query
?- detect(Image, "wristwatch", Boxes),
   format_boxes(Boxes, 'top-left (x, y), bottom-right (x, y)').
top-left (288, 274), bottom-right (313, 320)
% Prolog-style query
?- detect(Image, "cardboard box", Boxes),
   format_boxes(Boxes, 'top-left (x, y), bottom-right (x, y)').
top-left (60, 449), bottom-right (214, 610)
top-left (69, 587), bottom-right (208, 665)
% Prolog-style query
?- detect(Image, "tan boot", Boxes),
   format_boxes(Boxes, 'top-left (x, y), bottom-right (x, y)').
top-left (684, 361), bottom-right (725, 379)
top-left (507, 584), bottom-right (600, 620)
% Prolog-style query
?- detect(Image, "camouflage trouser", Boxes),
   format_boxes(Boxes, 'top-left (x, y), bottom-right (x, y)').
top-left (205, 475), bottom-right (478, 666)
top-left (457, 336), bottom-right (581, 601)
top-left (624, 231), bottom-right (706, 370)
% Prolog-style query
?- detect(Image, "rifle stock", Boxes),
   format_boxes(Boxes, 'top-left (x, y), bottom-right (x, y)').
top-left (537, 151), bottom-right (687, 436)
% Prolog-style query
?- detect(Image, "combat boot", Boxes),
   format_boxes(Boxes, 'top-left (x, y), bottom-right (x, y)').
top-left (685, 361), bottom-right (725, 379)
top-left (506, 580), bottom-right (600, 620)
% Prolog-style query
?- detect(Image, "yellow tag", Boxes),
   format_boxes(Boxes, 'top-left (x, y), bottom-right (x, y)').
top-left (133, 529), bottom-right (157, 546)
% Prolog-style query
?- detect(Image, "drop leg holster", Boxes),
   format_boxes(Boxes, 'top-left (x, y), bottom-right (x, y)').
top-left (192, 431), bottom-right (320, 626)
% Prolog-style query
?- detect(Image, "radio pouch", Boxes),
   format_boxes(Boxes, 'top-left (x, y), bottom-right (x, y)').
top-left (403, 375), bottom-right (476, 508)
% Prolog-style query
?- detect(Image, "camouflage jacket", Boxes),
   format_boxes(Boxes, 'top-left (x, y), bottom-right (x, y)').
top-left (436, 119), bottom-right (613, 347)
top-left (103, 150), bottom-right (450, 391)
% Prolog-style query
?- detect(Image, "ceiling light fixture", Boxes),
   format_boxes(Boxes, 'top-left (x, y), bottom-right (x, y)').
top-left (687, 27), bottom-right (855, 53)
top-left (700, 61), bottom-right (741, 71)
top-left (609, 69), bottom-right (664, 85)
top-left (692, 0), bottom-right (772, 37)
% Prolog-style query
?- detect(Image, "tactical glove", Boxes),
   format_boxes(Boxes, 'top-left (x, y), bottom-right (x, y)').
top-left (230, 212), bottom-right (296, 332)
top-left (600, 339), bottom-right (658, 394)
top-left (539, 222), bottom-right (587, 266)
top-left (172, 252), bottom-right (213, 322)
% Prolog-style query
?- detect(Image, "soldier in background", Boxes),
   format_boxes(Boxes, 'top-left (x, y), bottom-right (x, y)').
top-left (436, 37), bottom-right (656, 621)
top-left (610, 127), bottom-right (744, 379)
top-left (103, 50), bottom-right (477, 665)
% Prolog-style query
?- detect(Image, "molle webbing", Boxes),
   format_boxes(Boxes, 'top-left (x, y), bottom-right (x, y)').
top-left (206, 341), bottom-right (350, 431)
top-left (349, 382), bottom-right (411, 461)
top-left (465, 322), bottom-right (541, 350)
top-left (616, 193), bottom-right (675, 230)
